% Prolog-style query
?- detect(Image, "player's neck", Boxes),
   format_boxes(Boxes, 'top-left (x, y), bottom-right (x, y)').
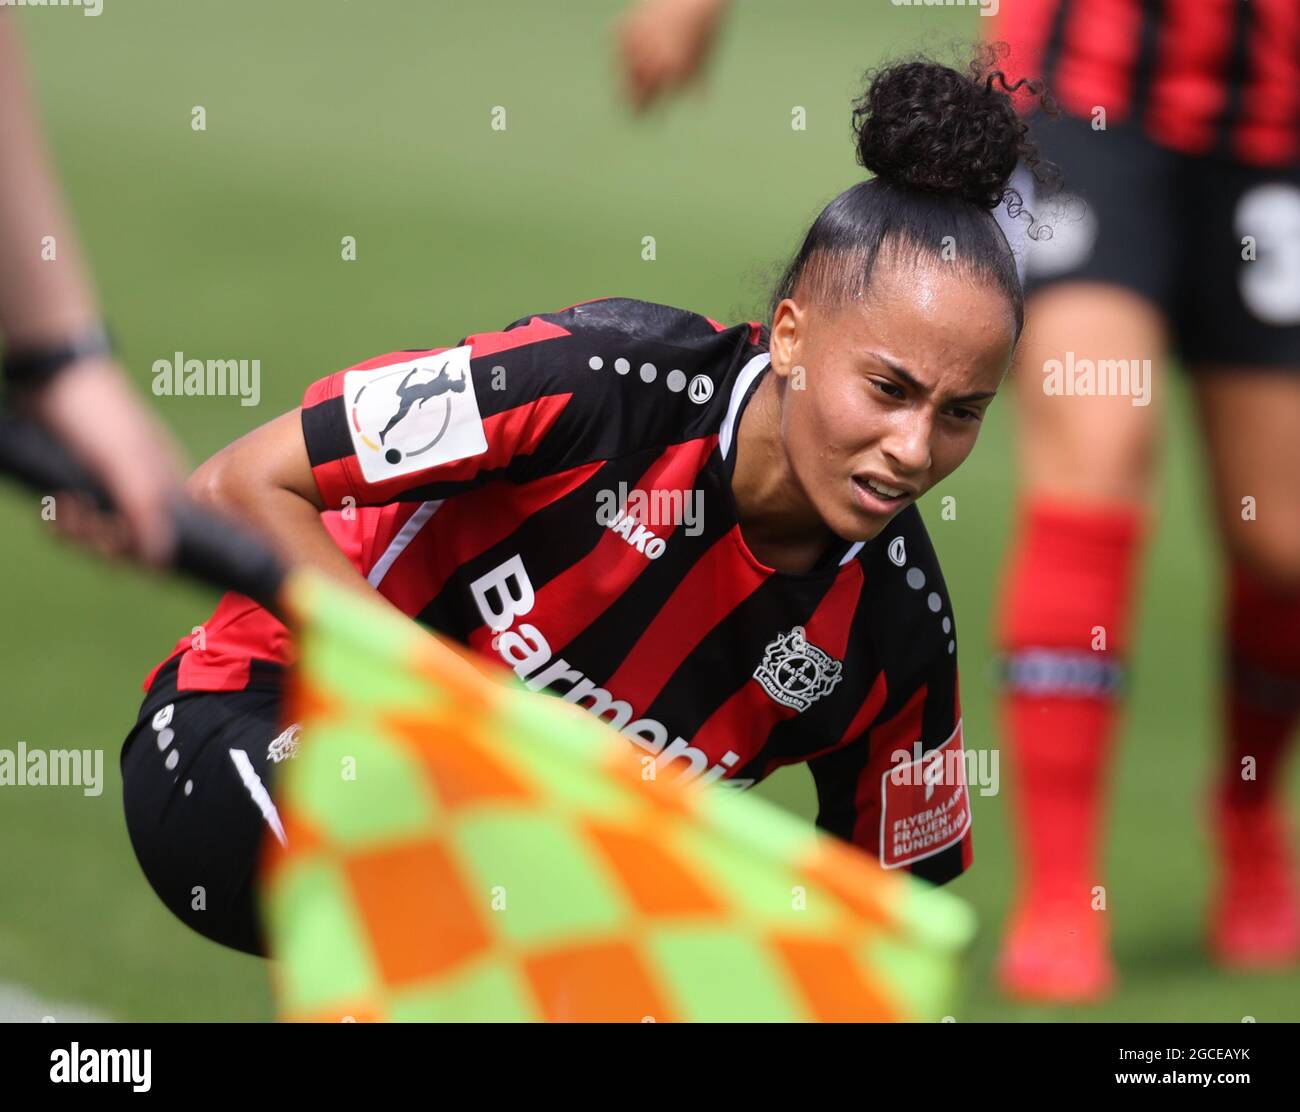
top-left (731, 372), bottom-right (837, 574)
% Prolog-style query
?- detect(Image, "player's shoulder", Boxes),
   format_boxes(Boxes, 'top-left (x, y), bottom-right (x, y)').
top-left (510, 296), bottom-right (761, 349)
top-left (326, 296), bottom-right (766, 405)
top-left (483, 296), bottom-right (767, 393)
top-left (302, 297), bottom-right (770, 491)
top-left (471, 296), bottom-right (770, 444)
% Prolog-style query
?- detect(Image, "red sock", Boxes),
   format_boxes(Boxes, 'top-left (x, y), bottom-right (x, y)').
top-left (997, 498), bottom-right (1147, 911)
top-left (1219, 561), bottom-right (1300, 810)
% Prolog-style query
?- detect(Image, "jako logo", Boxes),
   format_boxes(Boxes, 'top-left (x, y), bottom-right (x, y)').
top-left (599, 507), bottom-right (667, 559)
top-left (469, 555), bottom-right (753, 788)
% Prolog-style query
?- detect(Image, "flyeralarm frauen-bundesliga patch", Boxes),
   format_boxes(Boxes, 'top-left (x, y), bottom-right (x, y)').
top-left (343, 346), bottom-right (487, 483)
top-left (879, 720), bottom-right (971, 870)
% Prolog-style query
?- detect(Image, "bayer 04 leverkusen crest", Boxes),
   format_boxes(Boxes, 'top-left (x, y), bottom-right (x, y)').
top-left (752, 625), bottom-right (844, 713)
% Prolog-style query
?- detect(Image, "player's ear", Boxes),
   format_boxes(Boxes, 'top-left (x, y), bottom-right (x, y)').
top-left (769, 297), bottom-right (804, 381)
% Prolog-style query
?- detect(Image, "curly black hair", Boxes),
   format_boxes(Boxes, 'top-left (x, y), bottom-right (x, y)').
top-left (770, 44), bottom-right (1057, 338)
top-left (854, 44), bottom-right (1054, 210)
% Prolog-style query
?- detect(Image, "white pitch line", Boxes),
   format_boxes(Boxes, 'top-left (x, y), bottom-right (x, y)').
top-left (0, 981), bottom-right (112, 1023)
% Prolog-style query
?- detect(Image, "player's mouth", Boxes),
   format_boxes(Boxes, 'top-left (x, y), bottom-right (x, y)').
top-left (851, 473), bottom-right (916, 515)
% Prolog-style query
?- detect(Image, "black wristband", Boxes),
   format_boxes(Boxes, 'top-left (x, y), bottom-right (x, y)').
top-left (2, 322), bottom-right (115, 390)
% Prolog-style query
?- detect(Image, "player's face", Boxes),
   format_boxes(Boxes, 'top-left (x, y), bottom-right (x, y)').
top-left (769, 255), bottom-right (1016, 542)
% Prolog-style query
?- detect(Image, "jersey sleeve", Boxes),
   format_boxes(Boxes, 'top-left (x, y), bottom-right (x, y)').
top-left (807, 514), bottom-right (973, 884)
top-left (299, 298), bottom-right (762, 510)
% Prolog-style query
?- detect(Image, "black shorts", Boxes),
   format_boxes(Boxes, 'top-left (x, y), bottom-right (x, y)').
top-left (999, 111), bottom-right (1300, 369)
top-left (120, 659), bottom-right (292, 957)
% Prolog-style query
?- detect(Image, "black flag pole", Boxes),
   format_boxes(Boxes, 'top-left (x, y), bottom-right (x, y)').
top-left (0, 409), bottom-right (287, 611)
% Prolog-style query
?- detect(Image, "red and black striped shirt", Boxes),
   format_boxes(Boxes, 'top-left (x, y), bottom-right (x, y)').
top-left (145, 298), bottom-right (972, 882)
top-left (994, 0), bottom-right (1300, 166)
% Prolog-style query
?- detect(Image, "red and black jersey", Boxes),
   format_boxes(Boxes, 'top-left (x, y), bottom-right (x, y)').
top-left (994, 0), bottom-right (1300, 167)
top-left (145, 297), bottom-right (972, 883)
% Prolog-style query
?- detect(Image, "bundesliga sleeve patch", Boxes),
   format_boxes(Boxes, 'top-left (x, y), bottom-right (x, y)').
top-left (879, 720), bottom-right (971, 869)
top-left (342, 346), bottom-right (487, 483)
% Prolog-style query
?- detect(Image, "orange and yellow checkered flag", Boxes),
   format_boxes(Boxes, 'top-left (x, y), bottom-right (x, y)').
top-left (262, 572), bottom-right (975, 1022)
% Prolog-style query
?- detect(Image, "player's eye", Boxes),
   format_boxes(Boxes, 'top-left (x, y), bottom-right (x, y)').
top-left (869, 378), bottom-right (906, 400)
top-left (944, 406), bottom-right (983, 423)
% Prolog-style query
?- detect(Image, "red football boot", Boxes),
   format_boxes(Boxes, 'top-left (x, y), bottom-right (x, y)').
top-left (1210, 795), bottom-right (1300, 969)
top-left (996, 895), bottom-right (1115, 1003)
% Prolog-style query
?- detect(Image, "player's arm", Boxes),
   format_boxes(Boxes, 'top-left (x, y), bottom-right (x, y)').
top-left (185, 327), bottom-right (588, 594)
top-left (191, 306), bottom-right (728, 591)
top-left (0, 12), bottom-right (184, 564)
top-left (185, 408), bottom-right (374, 596)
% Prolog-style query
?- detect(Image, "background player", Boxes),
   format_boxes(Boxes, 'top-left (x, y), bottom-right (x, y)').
top-left (992, 0), bottom-right (1300, 1000)
top-left (118, 55), bottom-right (1048, 955)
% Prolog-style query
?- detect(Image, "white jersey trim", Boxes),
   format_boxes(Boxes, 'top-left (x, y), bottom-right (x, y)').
top-left (839, 541), bottom-right (866, 565)
top-left (367, 499), bottom-right (443, 588)
top-left (719, 352), bottom-right (771, 461)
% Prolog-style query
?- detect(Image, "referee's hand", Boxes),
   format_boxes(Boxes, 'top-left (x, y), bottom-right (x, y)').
top-left (31, 354), bottom-right (186, 566)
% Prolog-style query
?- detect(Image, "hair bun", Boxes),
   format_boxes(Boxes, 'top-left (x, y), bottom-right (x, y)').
top-left (852, 50), bottom-right (1039, 210)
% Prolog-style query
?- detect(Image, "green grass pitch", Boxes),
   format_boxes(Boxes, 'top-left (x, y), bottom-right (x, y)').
top-left (1, 0), bottom-right (1296, 1021)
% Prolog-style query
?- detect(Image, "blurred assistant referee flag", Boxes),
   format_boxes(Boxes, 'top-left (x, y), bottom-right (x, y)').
top-left (261, 573), bottom-right (975, 1022)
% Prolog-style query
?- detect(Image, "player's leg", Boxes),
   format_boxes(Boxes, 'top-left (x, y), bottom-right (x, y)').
top-left (1181, 157), bottom-right (1300, 965)
top-left (996, 286), bottom-right (1166, 1001)
top-left (1191, 369), bottom-right (1300, 967)
top-left (119, 659), bottom-right (297, 957)
top-left (993, 114), bottom-right (1176, 1002)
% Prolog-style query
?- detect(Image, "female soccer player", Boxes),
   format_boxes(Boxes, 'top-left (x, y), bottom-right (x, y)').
top-left (621, 0), bottom-right (1300, 1002)
top-left (991, 0), bottom-right (1300, 1000)
top-left (120, 55), bottom-right (1049, 955)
